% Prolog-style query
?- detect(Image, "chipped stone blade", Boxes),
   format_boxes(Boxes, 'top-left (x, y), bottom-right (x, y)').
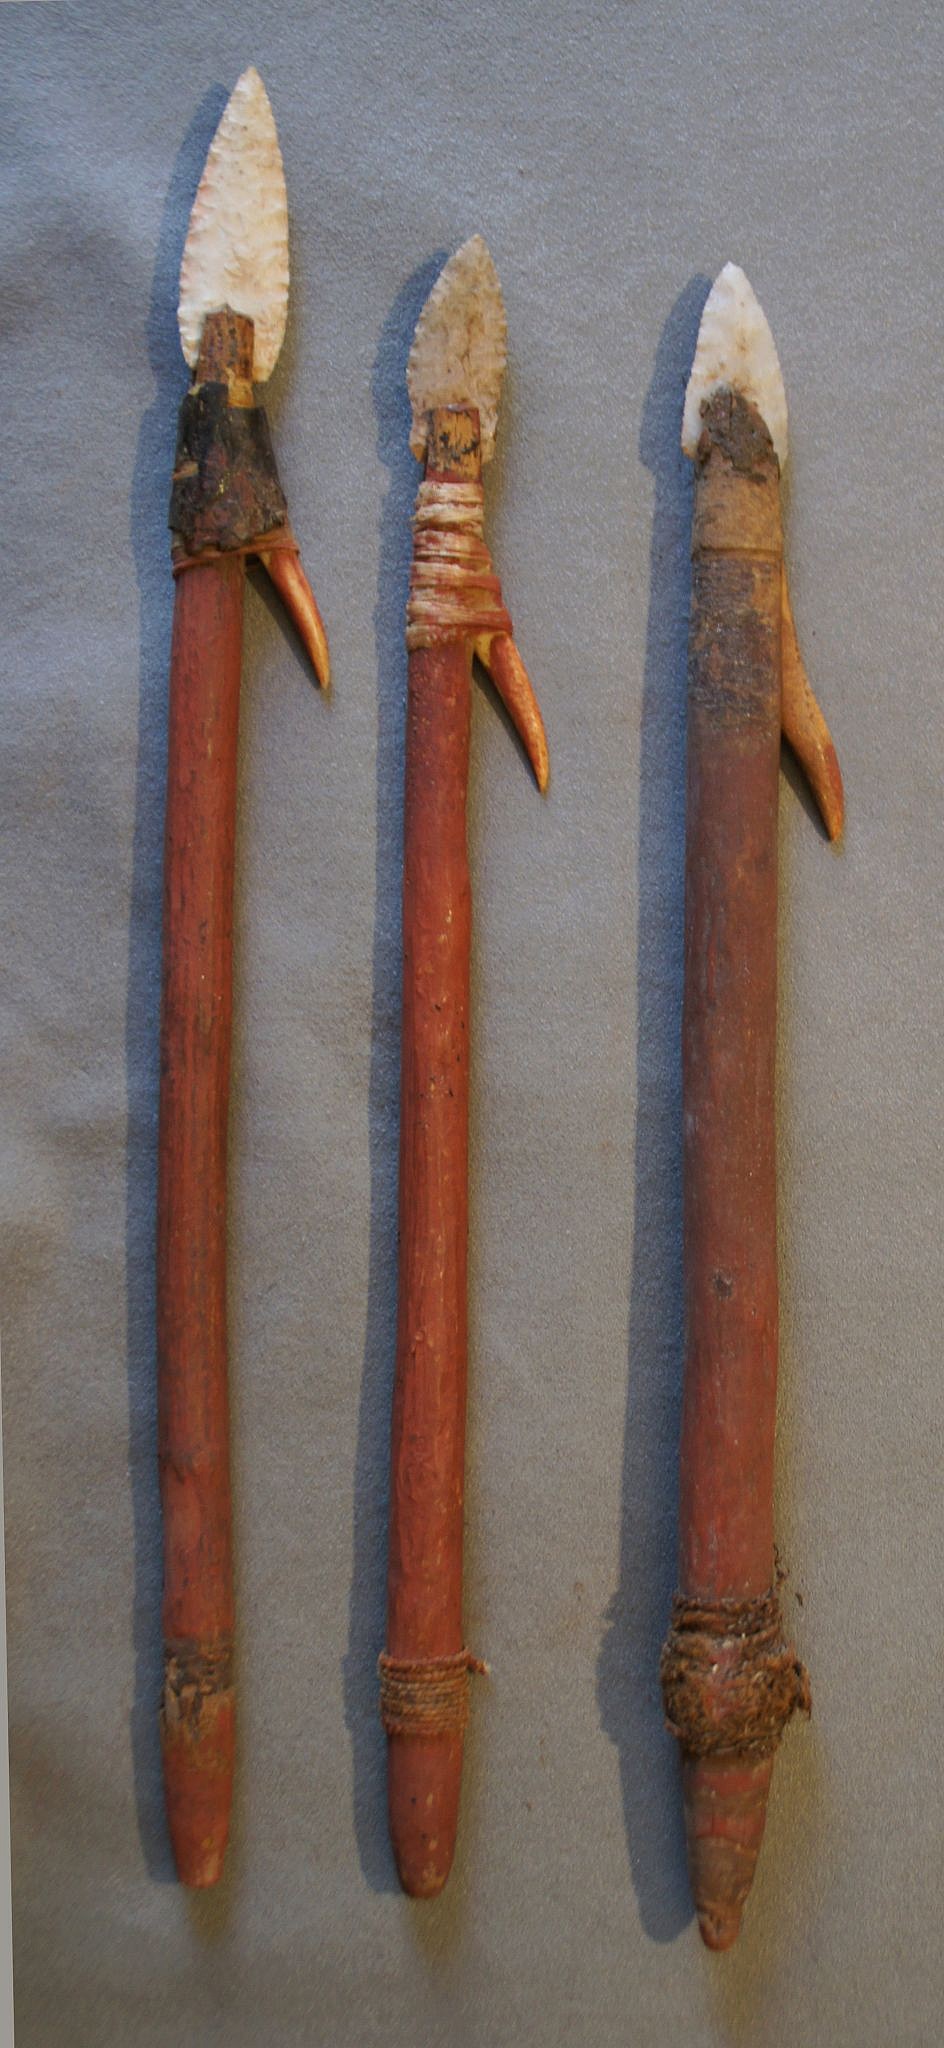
top-left (682, 263), bottom-right (788, 467)
top-left (407, 236), bottom-right (507, 465)
top-left (178, 67), bottom-right (289, 385)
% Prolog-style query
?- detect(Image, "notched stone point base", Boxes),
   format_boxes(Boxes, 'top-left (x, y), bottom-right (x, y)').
top-left (696, 386), bottom-right (780, 482)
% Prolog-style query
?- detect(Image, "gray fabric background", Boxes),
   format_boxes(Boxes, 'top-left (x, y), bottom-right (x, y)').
top-left (3, 1), bottom-right (943, 2041)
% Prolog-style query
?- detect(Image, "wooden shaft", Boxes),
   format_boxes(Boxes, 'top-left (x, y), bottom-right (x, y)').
top-left (157, 556), bottom-right (243, 1887)
top-left (671, 389), bottom-right (800, 1950)
top-left (387, 639), bottom-right (472, 1661)
top-left (385, 415), bottom-right (479, 1898)
top-left (679, 546), bottom-right (781, 1600)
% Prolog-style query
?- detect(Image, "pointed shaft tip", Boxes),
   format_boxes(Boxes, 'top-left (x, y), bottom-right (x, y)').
top-left (162, 1685), bottom-right (234, 1888)
top-left (177, 1840), bottom-right (227, 1890)
top-left (682, 1752), bottom-right (773, 1951)
top-left (698, 1907), bottom-right (744, 1952)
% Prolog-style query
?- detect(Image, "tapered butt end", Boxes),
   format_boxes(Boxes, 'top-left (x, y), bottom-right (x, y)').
top-left (162, 1707), bottom-right (234, 1886)
top-left (387, 1733), bottom-right (463, 1898)
top-left (682, 1753), bottom-right (774, 1950)
top-left (662, 1592), bottom-right (811, 1948)
top-left (161, 1646), bottom-right (234, 1887)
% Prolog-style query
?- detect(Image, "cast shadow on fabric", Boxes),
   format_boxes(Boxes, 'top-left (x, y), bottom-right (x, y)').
top-left (341, 255), bottom-right (447, 1893)
top-left (126, 87), bottom-right (228, 1887)
top-left (596, 275), bottom-right (711, 1944)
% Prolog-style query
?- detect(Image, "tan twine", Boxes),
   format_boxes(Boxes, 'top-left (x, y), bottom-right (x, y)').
top-left (378, 1648), bottom-right (488, 1737)
top-left (405, 480), bottom-right (512, 649)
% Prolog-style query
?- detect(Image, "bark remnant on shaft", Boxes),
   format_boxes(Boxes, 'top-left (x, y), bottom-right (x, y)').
top-left (170, 309), bottom-right (289, 558)
top-left (662, 385), bottom-right (813, 1952)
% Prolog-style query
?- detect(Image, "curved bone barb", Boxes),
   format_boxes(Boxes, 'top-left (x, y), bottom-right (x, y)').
top-left (407, 236), bottom-right (507, 465)
top-left (178, 67), bottom-right (289, 384)
top-left (475, 633), bottom-right (549, 792)
top-left (682, 263), bottom-right (788, 467)
top-left (258, 548), bottom-right (331, 691)
top-left (781, 571), bottom-right (844, 840)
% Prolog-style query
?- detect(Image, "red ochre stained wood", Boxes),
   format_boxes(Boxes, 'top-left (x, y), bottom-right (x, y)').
top-left (680, 565), bottom-right (781, 1604)
top-left (668, 388), bottom-right (810, 1950)
top-left (384, 421), bottom-right (479, 1899)
top-left (156, 306), bottom-right (329, 1888)
top-left (157, 555), bottom-right (242, 1887)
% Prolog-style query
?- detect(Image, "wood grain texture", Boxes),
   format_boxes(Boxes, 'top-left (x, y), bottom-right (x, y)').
top-left (157, 557), bottom-right (243, 1887)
